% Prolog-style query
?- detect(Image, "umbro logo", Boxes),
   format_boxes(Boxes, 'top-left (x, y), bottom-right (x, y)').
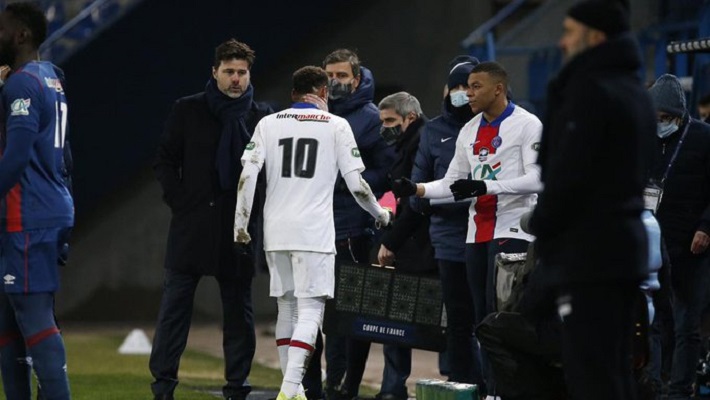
top-left (3, 274), bottom-right (15, 285)
top-left (441, 137), bottom-right (453, 143)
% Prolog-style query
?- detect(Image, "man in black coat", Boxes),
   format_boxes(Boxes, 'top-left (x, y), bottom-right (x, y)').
top-left (331, 92), bottom-right (431, 400)
top-left (648, 74), bottom-right (710, 399)
top-left (376, 92), bottom-right (434, 274)
top-left (149, 39), bottom-right (273, 400)
top-left (530, 1), bottom-right (655, 399)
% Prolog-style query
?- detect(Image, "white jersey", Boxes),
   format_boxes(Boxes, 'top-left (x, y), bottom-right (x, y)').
top-left (421, 103), bottom-right (542, 243)
top-left (241, 104), bottom-right (365, 253)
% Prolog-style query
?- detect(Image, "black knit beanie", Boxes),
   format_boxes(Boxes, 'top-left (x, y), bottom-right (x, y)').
top-left (567, 0), bottom-right (630, 37)
top-left (649, 74), bottom-right (687, 118)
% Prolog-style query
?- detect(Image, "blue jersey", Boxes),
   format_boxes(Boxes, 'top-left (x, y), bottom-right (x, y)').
top-left (0, 61), bottom-right (73, 232)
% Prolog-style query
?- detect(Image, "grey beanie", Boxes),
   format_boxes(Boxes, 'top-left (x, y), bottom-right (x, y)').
top-left (649, 74), bottom-right (687, 117)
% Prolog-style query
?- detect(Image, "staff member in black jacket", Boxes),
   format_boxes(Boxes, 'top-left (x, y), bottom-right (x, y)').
top-left (377, 92), bottom-right (433, 271)
top-left (337, 92), bottom-right (432, 400)
top-left (648, 74), bottom-right (710, 399)
top-left (530, 1), bottom-right (655, 399)
top-left (150, 39), bottom-right (273, 400)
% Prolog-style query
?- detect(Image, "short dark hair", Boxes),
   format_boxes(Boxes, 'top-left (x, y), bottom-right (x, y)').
top-left (5, 2), bottom-right (47, 49)
top-left (471, 61), bottom-right (509, 88)
top-left (700, 94), bottom-right (710, 107)
top-left (323, 48), bottom-right (360, 77)
top-left (292, 66), bottom-right (328, 96)
top-left (214, 39), bottom-right (255, 69)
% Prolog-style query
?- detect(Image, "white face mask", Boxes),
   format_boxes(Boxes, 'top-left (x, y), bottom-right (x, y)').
top-left (657, 121), bottom-right (678, 138)
top-left (450, 90), bottom-right (469, 108)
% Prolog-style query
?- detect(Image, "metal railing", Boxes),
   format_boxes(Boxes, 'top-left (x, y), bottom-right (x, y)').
top-left (460, 0), bottom-right (528, 61)
top-left (39, 0), bottom-right (142, 65)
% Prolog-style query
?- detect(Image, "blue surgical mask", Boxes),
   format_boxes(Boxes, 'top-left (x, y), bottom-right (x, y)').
top-left (657, 121), bottom-right (678, 138)
top-left (450, 90), bottom-right (468, 108)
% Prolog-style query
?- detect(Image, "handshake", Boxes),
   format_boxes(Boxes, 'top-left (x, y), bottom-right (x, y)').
top-left (391, 177), bottom-right (487, 201)
top-left (376, 210), bottom-right (394, 230)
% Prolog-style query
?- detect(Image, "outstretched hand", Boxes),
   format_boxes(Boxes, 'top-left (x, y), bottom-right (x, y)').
top-left (392, 177), bottom-right (417, 198)
top-left (449, 179), bottom-right (487, 201)
top-left (376, 210), bottom-right (394, 230)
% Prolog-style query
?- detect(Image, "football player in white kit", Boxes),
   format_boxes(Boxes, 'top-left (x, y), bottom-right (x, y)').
top-left (234, 66), bottom-right (391, 400)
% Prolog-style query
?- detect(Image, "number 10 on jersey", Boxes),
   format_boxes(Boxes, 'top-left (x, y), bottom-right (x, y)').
top-left (279, 137), bottom-right (319, 178)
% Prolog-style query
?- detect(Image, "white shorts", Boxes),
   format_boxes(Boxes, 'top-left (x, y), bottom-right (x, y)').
top-left (265, 251), bottom-right (335, 299)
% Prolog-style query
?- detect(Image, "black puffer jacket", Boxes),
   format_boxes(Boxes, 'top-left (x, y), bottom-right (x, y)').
top-left (651, 118), bottom-right (710, 258)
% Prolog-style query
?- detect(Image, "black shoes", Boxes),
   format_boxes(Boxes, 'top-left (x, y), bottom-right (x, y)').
top-left (153, 395), bottom-right (174, 400)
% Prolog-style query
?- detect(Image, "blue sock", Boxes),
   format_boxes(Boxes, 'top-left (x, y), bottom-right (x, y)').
top-left (26, 329), bottom-right (70, 400)
top-left (0, 332), bottom-right (32, 400)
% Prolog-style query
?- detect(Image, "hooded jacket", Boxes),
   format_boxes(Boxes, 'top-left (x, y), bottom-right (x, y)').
top-left (410, 99), bottom-right (474, 263)
top-left (651, 116), bottom-right (710, 259)
top-left (330, 67), bottom-right (396, 240)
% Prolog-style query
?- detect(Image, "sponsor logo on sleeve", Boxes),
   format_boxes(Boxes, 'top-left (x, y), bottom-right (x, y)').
top-left (44, 77), bottom-right (64, 93)
top-left (3, 274), bottom-right (15, 285)
top-left (532, 142), bottom-right (540, 151)
top-left (351, 148), bottom-right (361, 158)
top-left (245, 142), bottom-right (256, 150)
top-left (10, 98), bottom-right (30, 116)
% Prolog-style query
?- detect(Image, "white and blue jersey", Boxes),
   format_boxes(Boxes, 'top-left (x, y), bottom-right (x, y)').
top-left (0, 61), bottom-right (74, 233)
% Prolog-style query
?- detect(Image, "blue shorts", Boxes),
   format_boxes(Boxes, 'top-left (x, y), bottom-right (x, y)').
top-left (1, 228), bottom-right (61, 294)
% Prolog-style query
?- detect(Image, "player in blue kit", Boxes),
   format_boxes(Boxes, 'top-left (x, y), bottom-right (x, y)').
top-left (0, 3), bottom-right (73, 399)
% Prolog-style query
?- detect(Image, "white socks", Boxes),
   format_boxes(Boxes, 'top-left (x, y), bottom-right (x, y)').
top-left (276, 294), bottom-right (326, 398)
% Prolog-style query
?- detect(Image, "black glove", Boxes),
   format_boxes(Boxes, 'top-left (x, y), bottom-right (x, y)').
top-left (449, 179), bottom-right (487, 201)
top-left (392, 177), bottom-right (417, 198)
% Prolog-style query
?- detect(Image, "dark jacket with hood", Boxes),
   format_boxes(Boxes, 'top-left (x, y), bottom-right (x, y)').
top-left (379, 116), bottom-right (436, 272)
top-left (330, 67), bottom-right (396, 240)
top-left (155, 91), bottom-right (273, 277)
top-left (651, 116), bottom-right (710, 260)
top-left (531, 34), bottom-right (655, 285)
top-left (410, 98), bottom-right (475, 263)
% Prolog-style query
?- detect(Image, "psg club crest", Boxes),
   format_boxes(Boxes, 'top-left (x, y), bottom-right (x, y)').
top-left (491, 136), bottom-right (502, 149)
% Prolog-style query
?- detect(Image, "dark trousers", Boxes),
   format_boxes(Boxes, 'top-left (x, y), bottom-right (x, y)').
top-left (476, 312), bottom-right (565, 400)
top-left (149, 268), bottom-right (255, 399)
top-left (558, 281), bottom-right (638, 400)
top-left (341, 340), bottom-right (411, 399)
top-left (669, 252), bottom-right (710, 399)
top-left (645, 260), bottom-right (674, 393)
top-left (465, 238), bottom-right (530, 393)
top-left (437, 259), bottom-right (484, 386)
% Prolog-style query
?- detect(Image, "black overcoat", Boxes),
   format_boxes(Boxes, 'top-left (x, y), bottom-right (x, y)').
top-left (154, 92), bottom-right (271, 277)
top-left (531, 35), bottom-right (656, 285)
